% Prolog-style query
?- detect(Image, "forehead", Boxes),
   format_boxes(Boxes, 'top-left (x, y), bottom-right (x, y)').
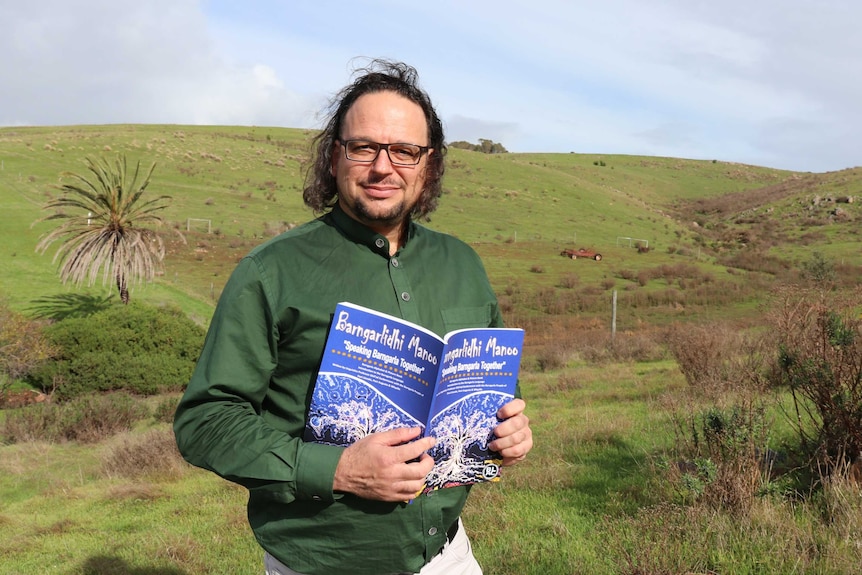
top-left (341, 91), bottom-right (429, 143)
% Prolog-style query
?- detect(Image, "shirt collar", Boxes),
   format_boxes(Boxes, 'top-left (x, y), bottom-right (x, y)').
top-left (327, 203), bottom-right (415, 257)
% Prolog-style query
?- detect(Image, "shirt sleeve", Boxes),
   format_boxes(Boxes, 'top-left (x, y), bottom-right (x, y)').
top-left (173, 256), bottom-right (343, 503)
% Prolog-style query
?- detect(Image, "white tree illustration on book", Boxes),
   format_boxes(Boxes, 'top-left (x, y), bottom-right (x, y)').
top-left (306, 374), bottom-right (507, 491)
top-left (306, 374), bottom-right (413, 444)
top-left (425, 392), bottom-right (506, 490)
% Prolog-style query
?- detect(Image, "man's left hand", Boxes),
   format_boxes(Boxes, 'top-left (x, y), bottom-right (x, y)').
top-left (489, 398), bottom-right (532, 466)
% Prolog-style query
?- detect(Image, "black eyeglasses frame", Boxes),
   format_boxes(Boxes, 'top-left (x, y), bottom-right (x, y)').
top-left (337, 139), bottom-right (431, 166)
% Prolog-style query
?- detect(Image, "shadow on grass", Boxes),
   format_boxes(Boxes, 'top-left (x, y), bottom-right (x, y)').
top-left (28, 293), bottom-right (115, 320)
top-left (77, 556), bottom-right (186, 575)
top-left (568, 433), bottom-right (658, 514)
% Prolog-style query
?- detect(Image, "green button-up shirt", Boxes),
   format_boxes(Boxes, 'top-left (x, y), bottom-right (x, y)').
top-left (174, 204), bottom-right (506, 575)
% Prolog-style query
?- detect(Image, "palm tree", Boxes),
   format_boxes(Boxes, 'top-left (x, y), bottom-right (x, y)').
top-left (36, 155), bottom-right (175, 304)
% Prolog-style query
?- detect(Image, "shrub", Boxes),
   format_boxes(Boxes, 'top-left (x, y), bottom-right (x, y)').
top-left (799, 251), bottom-right (836, 288)
top-left (2, 393), bottom-right (149, 443)
top-left (665, 395), bottom-right (771, 514)
top-left (694, 405), bottom-right (769, 511)
top-left (0, 300), bottom-right (56, 386)
top-left (558, 273), bottom-right (579, 289)
top-left (766, 286), bottom-right (862, 474)
top-left (152, 396), bottom-right (180, 424)
top-left (607, 331), bottom-right (667, 363)
top-left (101, 427), bottom-right (188, 479)
top-left (664, 322), bottom-right (769, 395)
top-left (30, 302), bottom-right (204, 401)
top-left (535, 340), bottom-right (569, 372)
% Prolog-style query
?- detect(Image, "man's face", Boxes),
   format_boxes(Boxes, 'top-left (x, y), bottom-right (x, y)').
top-left (332, 91), bottom-right (431, 238)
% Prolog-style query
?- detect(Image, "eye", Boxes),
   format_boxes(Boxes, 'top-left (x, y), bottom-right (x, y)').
top-left (389, 144), bottom-right (420, 162)
top-left (348, 141), bottom-right (378, 156)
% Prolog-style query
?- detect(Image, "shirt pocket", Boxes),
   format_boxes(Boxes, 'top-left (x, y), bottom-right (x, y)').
top-left (440, 305), bottom-right (493, 333)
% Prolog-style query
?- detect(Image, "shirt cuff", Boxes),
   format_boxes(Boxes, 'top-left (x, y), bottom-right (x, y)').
top-left (295, 442), bottom-right (344, 503)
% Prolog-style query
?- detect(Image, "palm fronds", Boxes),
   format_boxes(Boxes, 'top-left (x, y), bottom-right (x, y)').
top-left (36, 155), bottom-right (174, 304)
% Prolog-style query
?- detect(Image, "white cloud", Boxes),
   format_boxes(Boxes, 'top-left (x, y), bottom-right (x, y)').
top-left (1, 0), bottom-right (859, 171)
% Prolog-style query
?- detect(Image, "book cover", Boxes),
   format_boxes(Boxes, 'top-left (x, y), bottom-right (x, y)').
top-left (304, 301), bottom-right (524, 493)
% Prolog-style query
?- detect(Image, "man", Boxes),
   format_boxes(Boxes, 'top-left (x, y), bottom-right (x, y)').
top-left (174, 59), bottom-right (532, 575)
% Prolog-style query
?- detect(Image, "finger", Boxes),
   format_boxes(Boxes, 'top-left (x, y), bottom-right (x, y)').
top-left (393, 455), bottom-right (436, 502)
top-left (375, 426), bottom-right (424, 446)
top-left (493, 412), bottom-right (529, 440)
top-left (392, 435), bottom-right (436, 463)
top-left (397, 452), bottom-right (435, 480)
top-left (490, 419), bottom-right (533, 459)
top-left (498, 431), bottom-right (533, 466)
top-left (497, 397), bottom-right (526, 420)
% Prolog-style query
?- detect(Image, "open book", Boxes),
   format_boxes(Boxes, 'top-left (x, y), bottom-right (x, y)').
top-left (304, 301), bottom-right (524, 493)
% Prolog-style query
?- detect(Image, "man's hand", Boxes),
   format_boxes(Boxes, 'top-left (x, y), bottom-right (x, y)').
top-left (489, 398), bottom-right (532, 466)
top-left (333, 427), bottom-right (436, 501)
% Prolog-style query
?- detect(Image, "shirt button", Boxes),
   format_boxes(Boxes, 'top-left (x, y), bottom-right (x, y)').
top-left (375, 238), bottom-right (385, 249)
top-left (391, 258), bottom-right (399, 267)
top-left (428, 527), bottom-right (438, 536)
top-left (401, 292), bottom-right (410, 302)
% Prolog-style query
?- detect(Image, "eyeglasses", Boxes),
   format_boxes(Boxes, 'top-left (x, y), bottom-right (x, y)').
top-left (338, 139), bottom-right (430, 166)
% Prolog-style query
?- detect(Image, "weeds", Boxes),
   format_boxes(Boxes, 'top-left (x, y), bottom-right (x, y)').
top-left (2, 393), bottom-right (149, 443)
top-left (101, 427), bottom-right (188, 480)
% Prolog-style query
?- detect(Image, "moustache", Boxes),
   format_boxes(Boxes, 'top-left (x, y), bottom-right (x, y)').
top-left (361, 177), bottom-right (402, 187)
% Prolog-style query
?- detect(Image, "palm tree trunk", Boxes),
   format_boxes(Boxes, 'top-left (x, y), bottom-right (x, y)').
top-left (116, 273), bottom-right (129, 305)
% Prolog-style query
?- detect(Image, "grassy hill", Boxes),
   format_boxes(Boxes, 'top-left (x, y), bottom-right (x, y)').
top-left (2, 125), bottom-right (861, 574)
top-left (2, 124), bottom-right (860, 325)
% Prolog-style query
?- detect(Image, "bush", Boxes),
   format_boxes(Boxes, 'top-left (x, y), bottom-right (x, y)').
top-left (0, 300), bottom-right (56, 386)
top-left (767, 286), bottom-right (862, 473)
top-left (152, 396), bottom-right (181, 424)
top-left (101, 427), bottom-right (188, 479)
top-left (664, 322), bottom-right (769, 396)
top-left (665, 395), bottom-right (772, 515)
top-left (2, 393), bottom-right (149, 443)
top-left (535, 341), bottom-right (569, 372)
top-left (30, 302), bottom-right (204, 401)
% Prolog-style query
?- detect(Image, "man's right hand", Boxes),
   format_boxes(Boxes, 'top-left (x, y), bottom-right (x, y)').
top-left (332, 427), bottom-right (435, 502)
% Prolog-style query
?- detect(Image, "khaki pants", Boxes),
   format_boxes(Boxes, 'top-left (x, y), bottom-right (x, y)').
top-left (263, 518), bottom-right (482, 575)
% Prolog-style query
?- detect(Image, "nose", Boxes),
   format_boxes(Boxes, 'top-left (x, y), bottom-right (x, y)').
top-left (370, 146), bottom-right (395, 173)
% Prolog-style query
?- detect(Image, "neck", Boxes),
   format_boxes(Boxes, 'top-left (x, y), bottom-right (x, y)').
top-left (382, 225), bottom-right (405, 255)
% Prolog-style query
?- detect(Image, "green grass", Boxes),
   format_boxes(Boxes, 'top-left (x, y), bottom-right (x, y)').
top-left (0, 448), bottom-right (258, 573)
top-left (0, 361), bottom-right (682, 575)
top-left (4, 124), bottom-right (859, 319)
top-left (2, 125), bottom-right (861, 574)
top-left (2, 342), bottom-right (861, 573)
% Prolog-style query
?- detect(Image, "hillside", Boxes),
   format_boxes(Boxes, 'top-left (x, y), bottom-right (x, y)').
top-left (1, 124), bottom-right (860, 325)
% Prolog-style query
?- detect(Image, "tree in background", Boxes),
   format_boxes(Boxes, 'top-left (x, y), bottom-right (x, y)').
top-left (35, 155), bottom-right (174, 304)
top-left (448, 138), bottom-right (509, 154)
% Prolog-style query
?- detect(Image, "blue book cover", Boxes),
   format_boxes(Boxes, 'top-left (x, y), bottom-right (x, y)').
top-left (304, 302), bottom-right (524, 493)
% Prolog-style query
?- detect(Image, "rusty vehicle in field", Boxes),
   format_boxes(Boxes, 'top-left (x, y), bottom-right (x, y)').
top-left (560, 247), bottom-right (602, 261)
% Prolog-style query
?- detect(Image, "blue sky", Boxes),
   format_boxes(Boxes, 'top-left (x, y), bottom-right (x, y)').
top-left (2, 0), bottom-right (860, 172)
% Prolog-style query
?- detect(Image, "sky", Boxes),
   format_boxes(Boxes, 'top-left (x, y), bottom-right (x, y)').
top-left (1, 0), bottom-right (860, 173)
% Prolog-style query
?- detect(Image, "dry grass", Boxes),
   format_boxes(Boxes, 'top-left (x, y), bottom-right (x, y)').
top-left (101, 427), bottom-right (189, 480)
top-left (105, 482), bottom-right (166, 502)
top-left (2, 393), bottom-right (150, 443)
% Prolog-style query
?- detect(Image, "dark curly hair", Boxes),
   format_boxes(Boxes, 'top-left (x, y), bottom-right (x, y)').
top-left (302, 59), bottom-right (446, 220)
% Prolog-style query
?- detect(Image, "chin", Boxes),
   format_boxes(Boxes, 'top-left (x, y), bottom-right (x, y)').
top-left (356, 200), bottom-right (407, 224)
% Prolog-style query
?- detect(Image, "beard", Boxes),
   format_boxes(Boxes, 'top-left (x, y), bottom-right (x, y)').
top-left (351, 196), bottom-right (410, 228)
top-left (342, 175), bottom-right (423, 230)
